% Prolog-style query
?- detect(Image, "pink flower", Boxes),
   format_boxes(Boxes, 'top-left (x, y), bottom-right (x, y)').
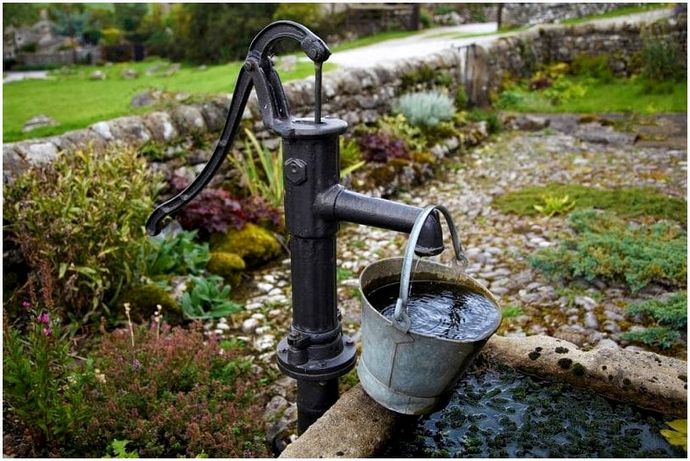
top-left (42, 327), bottom-right (52, 337)
top-left (37, 312), bottom-right (50, 325)
top-left (21, 299), bottom-right (31, 309)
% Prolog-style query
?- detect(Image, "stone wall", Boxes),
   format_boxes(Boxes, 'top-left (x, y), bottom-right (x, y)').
top-left (466, 14), bottom-right (685, 106)
top-left (501, 3), bottom-right (637, 27)
top-left (4, 13), bottom-right (684, 183)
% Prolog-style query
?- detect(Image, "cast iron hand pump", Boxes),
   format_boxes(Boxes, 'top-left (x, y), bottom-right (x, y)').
top-left (146, 21), bottom-right (444, 433)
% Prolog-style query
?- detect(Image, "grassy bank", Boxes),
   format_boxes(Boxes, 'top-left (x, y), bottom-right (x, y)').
top-left (4, 58), bottom-right (334, 142)
top-left (497, 76), bottom-right (686, 114)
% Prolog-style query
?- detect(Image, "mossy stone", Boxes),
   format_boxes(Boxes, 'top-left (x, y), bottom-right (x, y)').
top-left (210, 223), bottom-right (281, 268)
top-left (207, 251), bottom-right (245, 286)
top-left (118, 284), bottom-right (183, 324)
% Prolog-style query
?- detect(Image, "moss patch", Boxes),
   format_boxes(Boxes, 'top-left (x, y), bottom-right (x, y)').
top-left (206, 252), bottom-right (245, 286)
top-left (210, 223), bottom-right (281, 268)
top-left (118, 284), bottom-right (182, 324)
top-left (493, 183), bottom-right (686, 226)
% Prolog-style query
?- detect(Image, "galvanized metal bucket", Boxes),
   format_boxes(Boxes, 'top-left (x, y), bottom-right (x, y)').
top-left (357, 205), bottom-right (502, 415)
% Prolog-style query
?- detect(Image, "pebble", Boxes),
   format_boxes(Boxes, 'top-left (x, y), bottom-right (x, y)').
top-left (255, 335), bottom-right (275, 352)
top-left (257, 282), bottom-right (274, 293)
top-left (575, 296), bottom-right (598, 311)
top-left (584, 312), bottom-right (599, 329)
top-left (242, 318), bottom-right (260, 335)
top-left (216, 321), bottom-right (230, 331)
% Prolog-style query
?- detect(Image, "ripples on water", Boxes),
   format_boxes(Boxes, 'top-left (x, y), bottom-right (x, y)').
top-left (366, 281), bottom-right (500, 340)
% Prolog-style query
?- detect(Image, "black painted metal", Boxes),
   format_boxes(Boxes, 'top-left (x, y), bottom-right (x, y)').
top-left (145, 20), bottom-right (445, 434)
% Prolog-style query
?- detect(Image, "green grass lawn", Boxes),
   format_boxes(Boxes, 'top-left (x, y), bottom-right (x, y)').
top-left (4, 58), bottom-right (334, 142)
top-left (561, 4), bottom-right (672, 25)
top-left (498, 76), bottom-right (686, 114)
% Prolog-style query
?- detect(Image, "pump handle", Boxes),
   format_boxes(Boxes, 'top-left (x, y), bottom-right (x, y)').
top-left (146, 21), bottom-right (329, 236)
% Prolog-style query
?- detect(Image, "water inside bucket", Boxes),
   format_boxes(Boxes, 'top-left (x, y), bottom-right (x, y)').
top-left (366, 281), bottom-right (500, 340)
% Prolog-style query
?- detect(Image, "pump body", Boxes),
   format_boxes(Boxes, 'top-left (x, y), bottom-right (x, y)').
top-left (146, 20), bottom-right (444, 434)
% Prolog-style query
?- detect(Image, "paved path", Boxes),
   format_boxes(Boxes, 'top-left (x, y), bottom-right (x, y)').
top-left (3, 70), bottom-right (50, 84)
top-left (327, 8), bottom-right (674, 69)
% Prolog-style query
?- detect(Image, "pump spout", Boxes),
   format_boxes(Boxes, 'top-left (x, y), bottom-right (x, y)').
top-left (317, 186), bottom-right (445, 256)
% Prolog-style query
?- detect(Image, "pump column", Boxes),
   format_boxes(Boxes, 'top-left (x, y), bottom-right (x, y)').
top-left (275, 118), bottom-right (356, 434)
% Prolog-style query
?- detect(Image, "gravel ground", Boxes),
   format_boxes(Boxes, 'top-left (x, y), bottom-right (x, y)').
top-left (207, 116), bottom-right (686, 452)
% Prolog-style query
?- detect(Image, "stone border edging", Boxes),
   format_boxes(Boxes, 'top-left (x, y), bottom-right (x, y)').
top-left (281, 334), bottom-right (687, 458)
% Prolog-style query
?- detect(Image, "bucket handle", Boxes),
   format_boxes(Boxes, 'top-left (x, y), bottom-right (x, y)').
top-left (392, 205), bottom-right (468, 333)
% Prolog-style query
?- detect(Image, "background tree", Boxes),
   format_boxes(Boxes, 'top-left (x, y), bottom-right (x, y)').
top-left (3, 3), bottom-right (40, 27)
top-left (178, 3), bottom-right (279, 64)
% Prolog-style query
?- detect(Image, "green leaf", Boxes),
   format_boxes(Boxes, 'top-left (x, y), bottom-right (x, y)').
top-left (660, 419), bottom-right (686, 451)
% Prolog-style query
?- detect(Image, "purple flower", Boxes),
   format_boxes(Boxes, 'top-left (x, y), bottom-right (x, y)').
top-left (21, 299), bottom-right (31, 309)
top-left (132, 359), bottom-right (142, 370)
top-left (37, 312), bottom-right (50, 325)
top-left (42, 327), bottom-right (52, 337)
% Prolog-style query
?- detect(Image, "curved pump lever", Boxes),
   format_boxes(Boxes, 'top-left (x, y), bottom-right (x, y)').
top-left (146, 20), bottom-right (330, 236)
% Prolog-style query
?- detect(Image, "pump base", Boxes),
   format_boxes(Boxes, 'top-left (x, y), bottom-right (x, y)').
top-left (276, 334), bottom-right (357, 381)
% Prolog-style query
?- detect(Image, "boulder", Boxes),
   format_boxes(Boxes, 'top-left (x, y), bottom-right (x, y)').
top-left (121, 68), bottom-right (139, 79)
top-left (90, 70), bottom-right (106, 80)
top-left (22, 114), bottom-right (57, 133)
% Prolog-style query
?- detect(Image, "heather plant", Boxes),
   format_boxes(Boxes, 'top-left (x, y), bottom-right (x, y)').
top-left (4, 145), bottom-right (163, 324)
top-left (394, 91), bottom-right (455, 128)
top-left (181, 275), bottom-right (243, 320)
top-left (622, 292), bottom-right (686, 350)
top-left (357, 132), bottom-right (408, 163)
top-left (530, 209), bottom-right (687, 292)
top-left (3, 300), bottom-right (95, 456)
top-left (79, 323), bottom-right (269, 457)
top-left (143, 230), bottom-right (210, 277)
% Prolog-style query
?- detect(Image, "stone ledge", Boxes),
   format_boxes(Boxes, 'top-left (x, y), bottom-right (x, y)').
top-left (278, 384), bottom-right (399, 458)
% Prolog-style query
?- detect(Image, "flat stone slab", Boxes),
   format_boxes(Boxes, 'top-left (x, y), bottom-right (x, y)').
top-left (279, 384), bottom-right (399, 458)
top-left (483, 334), bottom-right (687, 418)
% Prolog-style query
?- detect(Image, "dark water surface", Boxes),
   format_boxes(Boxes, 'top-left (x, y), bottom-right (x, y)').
top-left (366, 281), bottom-right (500, 340)
top-left (385, 364), bottom-right (684, 458)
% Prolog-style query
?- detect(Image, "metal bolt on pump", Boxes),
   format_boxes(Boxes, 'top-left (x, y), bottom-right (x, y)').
top-left (146, 21), bottom-right (445, 434)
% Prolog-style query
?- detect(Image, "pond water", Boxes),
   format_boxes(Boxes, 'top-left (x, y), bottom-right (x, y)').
top-left (385, 364), bottom-right (683, 458)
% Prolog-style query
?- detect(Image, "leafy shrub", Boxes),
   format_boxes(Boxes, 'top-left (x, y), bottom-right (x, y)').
top-left (455, 86), bottom-right (468, 110)
top-left (530, 209), bottom-right (687, 292)
top-left (78, 323), bottom-right (270, 457)
top-left (533, 194), bottom-right (576, 217)
top-left (394, 91), bottom-right (455, 128)
top-left (144, 230), bottom-right (210, 277)
top-left (229, 129), bottom-right (283, 208)
top-left (467, 109), bottom-right (502, 134)
top-left (357, 132), bottom-right (408, 163)
top-left (543, 77), bottom-right (587, 105)
top-left (571, 54), bottom-right (614, 82)
top-left (401, 64), bottom-right (436, 91)
top-left (104, 439), bottom-right (139, 458)
top-left (640, 38), bottom-right (684, 82)
top-left (494, 183), bottom-right (687, 225)
top-left (4, 146), bottom-right (162, 324)
top-left (181, 275), bottom-right (242, 320)
top-left (496, 90), bottom-right (525, 110)
top-left (174, 186), bottom-right (246, 236)
top-left (340, 137), bottom-right (363, 169)
top-left (3, 302), bottom-right (95, 456)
